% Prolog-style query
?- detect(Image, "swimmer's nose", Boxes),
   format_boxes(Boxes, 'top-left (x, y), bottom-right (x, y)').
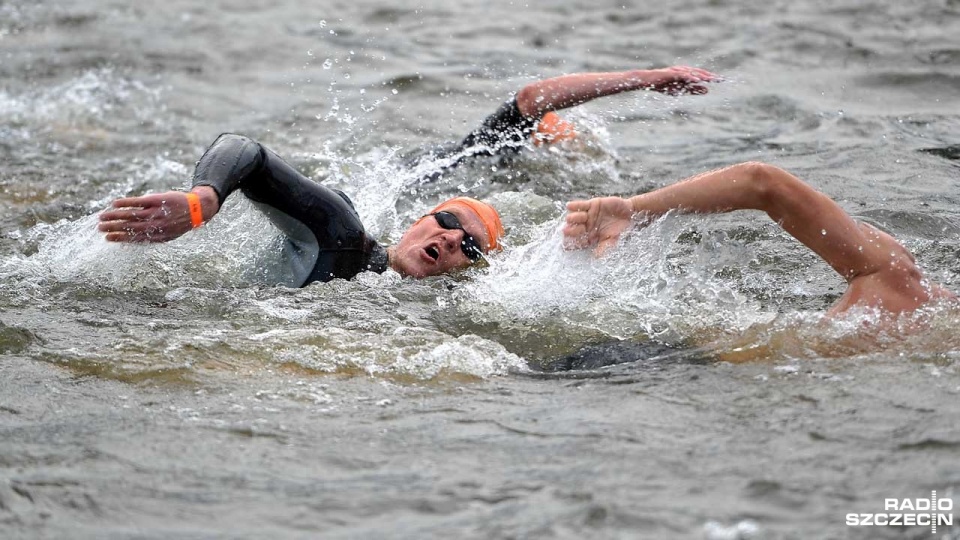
top-left (441, 231), bottom-right (462, 254)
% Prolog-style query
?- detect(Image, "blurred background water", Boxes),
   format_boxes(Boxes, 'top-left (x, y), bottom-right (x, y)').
top-left (1, 0), bottom-right (959, 538)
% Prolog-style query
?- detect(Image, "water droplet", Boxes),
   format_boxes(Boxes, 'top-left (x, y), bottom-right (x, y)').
top-left (322, 59), bottom-right (333, 69)
top-left (391, 89), bottom-right (398, 95)
top-left (821, 229), bottom-right (827, 236)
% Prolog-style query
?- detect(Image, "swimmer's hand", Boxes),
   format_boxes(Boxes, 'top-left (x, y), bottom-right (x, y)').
top-left (98, 187), bottom-right (219, 242)
top-left (563, 197), bottom-right (636, 256)
top-left (644, 66), bottom-right (720, 96)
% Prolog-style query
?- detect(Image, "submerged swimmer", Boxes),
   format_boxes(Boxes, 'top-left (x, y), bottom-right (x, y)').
top-left (563, 162), bottom-right (957, 317)
top-left (98, 66), bottom-right (718, 286)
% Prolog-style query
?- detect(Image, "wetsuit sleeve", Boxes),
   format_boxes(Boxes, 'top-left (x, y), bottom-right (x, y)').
top-left (408, 97), bottom-right (542, 180)
top-left (191, 133), bottom-right (387, 284)
top-left (456, 97), bottom-right (541, 155)
top-left (191, 133), bottom-right (362, 242)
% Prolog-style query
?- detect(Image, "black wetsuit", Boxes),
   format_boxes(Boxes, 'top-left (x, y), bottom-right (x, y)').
top-left (191, 98), bottom-right (541, 287)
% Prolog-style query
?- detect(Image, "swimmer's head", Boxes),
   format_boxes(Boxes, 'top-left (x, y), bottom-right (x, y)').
top-left (389, 196), bottom-right (504, 278)
top-left (532, 111), bottom-right (577, 146)
top-left (428, 197), bottom-right (504, 252)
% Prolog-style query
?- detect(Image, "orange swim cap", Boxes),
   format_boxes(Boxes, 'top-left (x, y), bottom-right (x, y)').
top-left (430, 197), bottom-right (504, 252)
top-left (532, 111), bottom-right (577, 146)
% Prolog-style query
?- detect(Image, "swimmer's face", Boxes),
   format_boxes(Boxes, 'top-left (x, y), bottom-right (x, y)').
top-left (391, 207), bottom-right (490, 278)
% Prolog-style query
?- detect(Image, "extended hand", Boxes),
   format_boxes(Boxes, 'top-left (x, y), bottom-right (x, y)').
top-left (98, 188), bottom-right (217, 243)
top-left (563, 196), bottom-right (636, 256)
top-left (645, 65), bottom-right (720, 96)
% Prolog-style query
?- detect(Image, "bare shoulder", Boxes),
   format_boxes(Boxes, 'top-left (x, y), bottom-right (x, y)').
top-left (828, 222), bottom-right (953, 316)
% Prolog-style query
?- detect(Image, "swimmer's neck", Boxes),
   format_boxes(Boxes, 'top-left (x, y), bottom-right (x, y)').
top-left (385, 246), bottom-right (405, 276)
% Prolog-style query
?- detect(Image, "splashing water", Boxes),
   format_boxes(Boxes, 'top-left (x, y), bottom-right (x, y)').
top-left (0, 67), bottom-right (160, 129)
top-left (455, 212), bottom-right (773, 351)
top-left (2, 196), bottom-right (299, 290)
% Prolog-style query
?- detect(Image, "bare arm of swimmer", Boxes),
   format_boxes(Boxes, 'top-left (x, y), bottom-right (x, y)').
top-left (562, 162), bottom-right (956, 316)
top-left (515, 66), bottom-right (720, 118)
top-left (98, 186), bottom-right (220, 243)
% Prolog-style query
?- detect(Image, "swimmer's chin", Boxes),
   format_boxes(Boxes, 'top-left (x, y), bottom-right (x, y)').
top-left (385, 248), bottom-right (427, 278)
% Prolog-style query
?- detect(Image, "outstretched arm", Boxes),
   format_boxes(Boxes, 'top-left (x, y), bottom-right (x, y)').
top-left (99, 133), bottom-right (372, 266)
top-left (515, 66), bottom-right (719, 119)
top-left (443, 66), bottom-right (721, 165)
top-left (564, 162), bottom-right (952, 314)
top-left (98, 133), bottom-right (268, 242)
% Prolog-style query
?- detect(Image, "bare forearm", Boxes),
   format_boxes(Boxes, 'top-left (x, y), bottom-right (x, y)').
top-left (631, 162), bottom-right (888, 280)
top-left (628, 162), bottom-right (772, 218)
top-left (516, 70), bottom-right (658, 118)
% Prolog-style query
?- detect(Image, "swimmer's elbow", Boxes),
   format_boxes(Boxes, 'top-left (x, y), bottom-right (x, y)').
top-left (210, 133), bottom-right (267, 167)
top-left (216, 132), bottom-right (248, 143)
top-left (516, 84), bottom-right (545, 118)
top-left (735, 162), bottom-right (803, 212)
top-left (214, 133), bottom-right (260, 152)
top-left (194, 133), bottom-right (268, 205)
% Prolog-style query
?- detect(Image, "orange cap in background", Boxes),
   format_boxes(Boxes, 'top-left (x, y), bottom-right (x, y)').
top-left (532, 111), bottom-right (577, 146)
top-left (430, 197), bottom-right (505, 252)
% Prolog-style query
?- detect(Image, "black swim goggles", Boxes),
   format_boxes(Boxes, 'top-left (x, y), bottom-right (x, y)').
top-left (429, 211), bottom-right (485, 262)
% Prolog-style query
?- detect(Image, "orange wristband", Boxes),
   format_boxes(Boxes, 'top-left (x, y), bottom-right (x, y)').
top-left (185, 192), bottom-right (204, 228)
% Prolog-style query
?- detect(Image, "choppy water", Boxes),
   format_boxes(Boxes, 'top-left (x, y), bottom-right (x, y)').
top-left (2, 0), bottom-right (960, 538)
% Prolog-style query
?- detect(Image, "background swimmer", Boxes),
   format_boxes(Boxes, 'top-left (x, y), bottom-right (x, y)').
top-left (563, 162), bottom-right (957, 317)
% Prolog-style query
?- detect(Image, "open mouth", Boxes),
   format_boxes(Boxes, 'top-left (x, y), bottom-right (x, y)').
top-left (425, 246), bottom-right (440, 262)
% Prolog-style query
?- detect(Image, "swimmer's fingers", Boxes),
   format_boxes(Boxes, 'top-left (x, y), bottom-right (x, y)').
top-left (652, 66), bottom-right (722, 96)
top-left (658, 80), bottom-right (708, 96)
top-left (562, 201), bottom-right (593, 250)
top-left (678, 66), bottom-right (722, 82)
top-left (565, 200), bottom-right (592, 214)
top-left (665, 65), bottom-right (722, 83)
top-left (97, 218), bottom-right (157, 233)
top-left (98, 220), bottom-right (182, 243)
top-left (99, 191), bottom-right (195, 243)
top-left (561, 222), bottom-right (590, 250)
top-left (108, 193), bottom-right (173, 210)
top-left (562, 217), bottom-right (626, 255)
top-left (99, 207), bottom-right (163, 223)
top-left (562, 197), bottom-right (634, 255)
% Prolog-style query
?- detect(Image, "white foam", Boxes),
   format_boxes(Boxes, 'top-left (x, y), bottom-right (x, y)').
top-left (457, 212), bottom-right (773, 342)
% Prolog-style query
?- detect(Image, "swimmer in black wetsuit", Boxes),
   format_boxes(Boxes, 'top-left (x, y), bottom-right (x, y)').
top-left (98, 66), bottom-right (719, 286)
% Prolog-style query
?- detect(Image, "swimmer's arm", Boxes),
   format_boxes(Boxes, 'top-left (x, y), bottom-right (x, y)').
top-left (633, 163), bottom-right (913, 282)
top-left (98, 187), bottom-right (219, 243)
top-left (515, 66), bottom-right (719, 118)
top-left (639, 163), bottom-right (945, 312)
top-left (566, 162), bottom-right (919, 284)
top-left (98, 132), bottom-right (262, 242)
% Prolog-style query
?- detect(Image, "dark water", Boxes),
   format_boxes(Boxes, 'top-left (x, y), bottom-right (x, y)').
top-left (2, 0), bottom-right (959, 538)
